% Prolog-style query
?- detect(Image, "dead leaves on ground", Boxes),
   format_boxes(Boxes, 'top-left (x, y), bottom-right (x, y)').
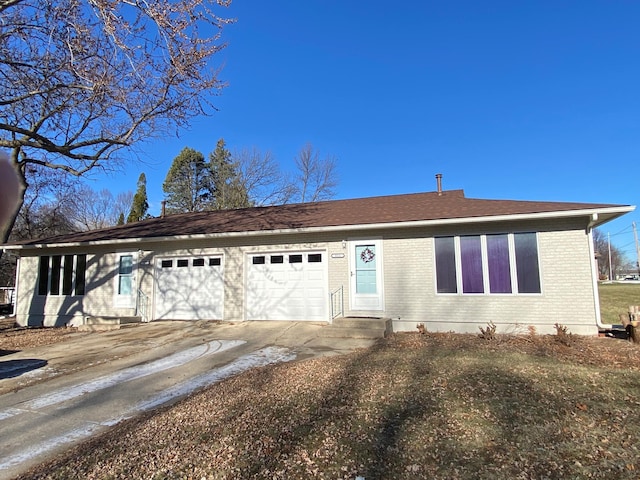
top-left (18, 332), bottom-right (640, 480)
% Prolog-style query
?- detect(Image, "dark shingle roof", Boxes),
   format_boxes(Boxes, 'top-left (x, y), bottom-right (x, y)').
top-left (7, 189), bottom-right (631, 247)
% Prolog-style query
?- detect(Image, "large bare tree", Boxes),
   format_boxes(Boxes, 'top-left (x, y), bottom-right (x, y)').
top-left (0, 0), bottom-right (233, 242)
top-left (291, 143), bottom-right (338, 203)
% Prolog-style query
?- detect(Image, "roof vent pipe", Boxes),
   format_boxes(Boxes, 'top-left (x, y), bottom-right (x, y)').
top-left (161, 200), bottom-right (166, 218)
top-left (435, 173), bottom-right (443, 195)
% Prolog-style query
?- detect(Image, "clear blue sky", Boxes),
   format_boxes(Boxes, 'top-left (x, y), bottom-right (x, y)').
top-left (97, 1), bottom-right (640, 262)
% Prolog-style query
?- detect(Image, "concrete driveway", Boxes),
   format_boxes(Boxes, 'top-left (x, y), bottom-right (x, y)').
top-left (0, 321), bottom-right (376, 479)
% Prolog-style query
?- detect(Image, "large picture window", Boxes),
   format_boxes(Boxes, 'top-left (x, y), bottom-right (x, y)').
top-left (435, 233), bottom-right (541, 295)
top-left (38, 254), bottom-right (87, 296)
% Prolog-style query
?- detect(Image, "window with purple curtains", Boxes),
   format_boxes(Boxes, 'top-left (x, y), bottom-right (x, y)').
top-left (460, 236), bottom-right (484, 293)
top-left (487, 234), bottom-right (512, 293)
top-left (435, 236), bottom-right (457, 293)
top-left (515, 232), bottom-right (541, 293)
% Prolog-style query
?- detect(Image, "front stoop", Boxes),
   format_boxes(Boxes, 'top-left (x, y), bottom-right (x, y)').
top-left (319, 317), bottom-right (393, 339)
top-left (78, 316), bottom-right (142, 332)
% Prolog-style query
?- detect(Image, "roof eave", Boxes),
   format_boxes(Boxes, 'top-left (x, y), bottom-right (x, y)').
top-left (5, 205), bottom-right (634, 252)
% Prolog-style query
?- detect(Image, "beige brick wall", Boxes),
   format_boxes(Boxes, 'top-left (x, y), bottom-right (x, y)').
top-left (383, 222), bottom-right (599, 335)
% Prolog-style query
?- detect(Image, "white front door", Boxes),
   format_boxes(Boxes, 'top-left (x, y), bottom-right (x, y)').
top-left (349, 239), bottom-right (384, 311)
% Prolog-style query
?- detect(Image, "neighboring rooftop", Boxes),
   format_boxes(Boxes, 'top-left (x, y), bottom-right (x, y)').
top-left (5, 189), bottom-right (633, 248)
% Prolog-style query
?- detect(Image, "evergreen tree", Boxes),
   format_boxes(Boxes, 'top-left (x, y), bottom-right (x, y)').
top-left (209, 139), bottom-right (250, 210)
top-left (127, 173), bottom-right (149, 223)
top-left (117, 212), bottom-right (125, 225)
top-left (163, 147), bottom-right (213, 213)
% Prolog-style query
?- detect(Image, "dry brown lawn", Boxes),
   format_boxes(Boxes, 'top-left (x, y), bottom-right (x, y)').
top-left (0, 317), bottom-right (79, 354)
top-left (13, 329), bottom-right (640, 480)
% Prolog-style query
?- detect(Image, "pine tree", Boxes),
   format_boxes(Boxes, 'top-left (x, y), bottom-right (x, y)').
top-left (117, 212), bottom-right (125, 225)
top-left (163, 147), bottom-right (213, 213)
top-left (127, 173), bottom-right (149, 223)
top-left (209, 139), bottom-right (250, 210)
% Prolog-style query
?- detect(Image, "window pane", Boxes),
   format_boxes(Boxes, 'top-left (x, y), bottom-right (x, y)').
top-left (308, 253), bottom-right (322, 263)
top-left (270, 255), bottom-right (284, 264)
top-left (209, 258), bottom-right (221, 266)
top-left (75, 255), bottom-right (86, 296)
top-left (119, 255), bottom-right (133, 274)
top-left (461, 236), bottom-right (484, 293)
top-left (177, 259), bottom-right (188, 267)
top-left (487, 234), bottom-right (512, 293)
top-left (50, 255), bottom-right (62, 295)
top-left (161, 259), bottom-right (173, 268)
top-left (62, 255), bottom-right (74, 295)
top-left (38, 256), bottom-right (50, 295)
top-left (514, 233), bottom-right (541, 293)
top-left (119, 276), bottom-right (132, 295)
top-left (252, 256), bottom-right (265, 265)
top-left (289, 254), bottom-right (302, 263)
top-left (193, 258), bottom-right (205, 267)
top-left (435, 237), bottom-right (457, 293)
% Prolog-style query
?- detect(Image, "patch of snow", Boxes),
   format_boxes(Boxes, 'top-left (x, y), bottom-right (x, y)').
top-left (0, 345), bottom-right (295, 473)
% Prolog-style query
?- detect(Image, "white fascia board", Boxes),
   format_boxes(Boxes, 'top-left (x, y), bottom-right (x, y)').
top-left (6, 205), bottom-right (635, 252)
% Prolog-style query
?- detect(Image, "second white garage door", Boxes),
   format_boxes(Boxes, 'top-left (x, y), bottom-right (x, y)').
top-left (154, 256), bottom-right (224, 320)
top-left (246, 251), bottom-right (327, 321)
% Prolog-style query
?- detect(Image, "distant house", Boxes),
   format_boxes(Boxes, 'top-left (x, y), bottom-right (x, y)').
top-left (4, 183), bottom-right (634, 335)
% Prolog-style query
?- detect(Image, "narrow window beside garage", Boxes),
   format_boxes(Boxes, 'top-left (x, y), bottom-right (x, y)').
top-left (118, 255), bottom-right (134, 295)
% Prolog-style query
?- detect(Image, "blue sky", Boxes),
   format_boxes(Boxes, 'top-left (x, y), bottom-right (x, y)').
top-left (97, 1), bottom-right (639, 262)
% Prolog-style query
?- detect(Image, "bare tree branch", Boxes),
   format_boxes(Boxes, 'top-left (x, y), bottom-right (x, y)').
top-left (0, 0), bottom-right (233, 242)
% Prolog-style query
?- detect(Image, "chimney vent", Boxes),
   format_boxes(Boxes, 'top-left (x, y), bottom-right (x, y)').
top-left (435, 173), bottom-right (443, 195)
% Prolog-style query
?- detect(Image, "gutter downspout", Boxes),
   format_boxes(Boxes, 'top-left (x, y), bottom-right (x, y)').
top-left (587, 214), bottom-right (610, 331)
top-left (12, 255), bottom-right (19, 318)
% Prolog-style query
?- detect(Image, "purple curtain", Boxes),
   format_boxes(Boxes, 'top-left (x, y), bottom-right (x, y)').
top-left (435, 237), bottom-right (457, 293)
top-left (461, 236), bottom-right (484, 293)
top-left (515, 233), bottom-right (541, 293)
top-left (487, 234), bottom-right (512, 293)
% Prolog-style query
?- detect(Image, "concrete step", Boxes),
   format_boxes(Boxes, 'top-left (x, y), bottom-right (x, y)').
top-left (78, 316), bottom-right (142, 332)
top-left (319, 317), bottom-right (392, 339)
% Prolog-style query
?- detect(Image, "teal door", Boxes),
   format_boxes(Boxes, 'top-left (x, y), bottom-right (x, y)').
top-left (350, 240), bottom-right (384, 311)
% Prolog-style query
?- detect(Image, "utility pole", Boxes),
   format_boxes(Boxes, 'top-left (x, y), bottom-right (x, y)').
top-left (608, 232), bottom-right (613, 281)
top-left (633, 221), bottom-right (640, 276)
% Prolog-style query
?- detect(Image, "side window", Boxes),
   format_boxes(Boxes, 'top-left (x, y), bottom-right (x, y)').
top-left (37, 254), bottom-right (87, 296)
top-left (514, 233), bottom-right (541, 294)
top-left (118, 255), bottom-right (134, 295)
top-left (435, 237), bottom-right (457, 294)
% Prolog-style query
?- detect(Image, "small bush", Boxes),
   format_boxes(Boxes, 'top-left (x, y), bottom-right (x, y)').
top-left (554, 323), bottom-right (574, 346)
top-left (479, 321), bottom-right (497, 340)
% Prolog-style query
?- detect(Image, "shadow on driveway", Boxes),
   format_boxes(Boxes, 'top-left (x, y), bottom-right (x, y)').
top-left (0, 359), bottom-right (48, 379)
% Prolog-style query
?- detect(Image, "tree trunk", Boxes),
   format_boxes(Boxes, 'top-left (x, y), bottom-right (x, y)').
top-left (1, 149), bottom-right (27, 246)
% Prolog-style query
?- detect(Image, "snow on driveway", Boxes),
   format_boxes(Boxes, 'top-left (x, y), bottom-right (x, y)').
top-left (0, 342), bottom-right (296, 474)
top-left (0, 339), bottom-right (245, 421)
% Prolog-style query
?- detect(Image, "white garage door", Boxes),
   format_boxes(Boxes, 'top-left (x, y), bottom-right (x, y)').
top-left (154, 256), bottom-right (224, 320)
top-left (246, 251), bottom-right (327, 321)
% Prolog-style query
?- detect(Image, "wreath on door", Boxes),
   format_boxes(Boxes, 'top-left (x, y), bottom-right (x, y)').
top-left (360, 247), bottom-right (375, 263)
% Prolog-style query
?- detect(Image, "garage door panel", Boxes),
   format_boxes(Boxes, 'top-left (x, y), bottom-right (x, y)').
top-left (155, 257), bottom-right (224, 320)
top-left (246, 251), bottom-right (327, 321)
